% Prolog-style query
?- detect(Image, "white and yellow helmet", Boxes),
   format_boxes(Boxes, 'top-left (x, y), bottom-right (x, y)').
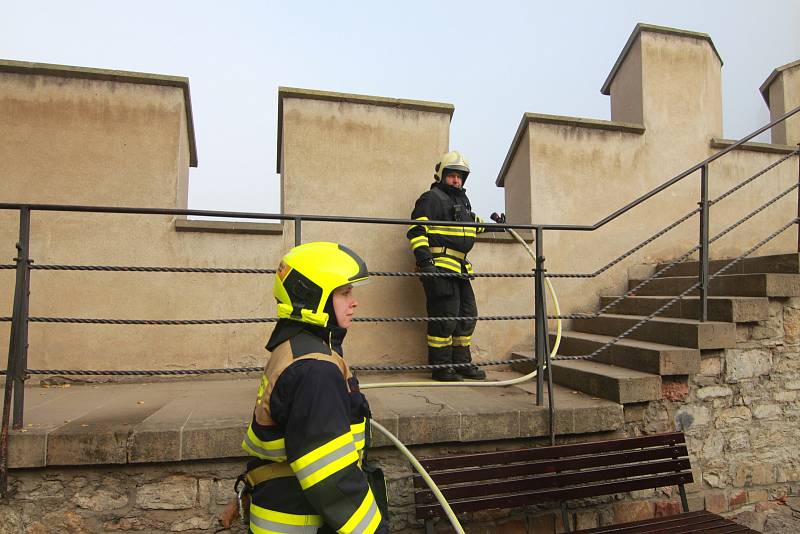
top-left (274, 242), bottom-right (368, 327)
top-left (434, 150), bottom-right (470, 183)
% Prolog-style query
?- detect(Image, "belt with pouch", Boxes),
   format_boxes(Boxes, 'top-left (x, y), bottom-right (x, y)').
top-left (428, 246), bottom-right (466, 260)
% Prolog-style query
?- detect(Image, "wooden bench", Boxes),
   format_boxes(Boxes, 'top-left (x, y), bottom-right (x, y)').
top-left (412, 432), bottom-right (756, 533)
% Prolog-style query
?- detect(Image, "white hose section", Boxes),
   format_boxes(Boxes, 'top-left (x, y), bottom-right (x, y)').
top-left (361, 228), bottom-right (560, 533)
top-left (369, 419), bottom-right (465, 534)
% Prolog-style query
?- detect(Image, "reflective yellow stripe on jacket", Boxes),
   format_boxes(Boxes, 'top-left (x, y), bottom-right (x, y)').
top-left (249, 502), bottom-right (323, 534)
top-left (428, 224), bottom-right (477, 237)
top-left (409, 235), bottom-right (429, 251)
top-left (433, 256), bottom-right (462, 272)
top-left (339, 488), bottom-right (382, 534)
top-left (291, 432), bottom-right (360, 490)
top-left (408, 216), bottom-right (429, 232)
top-left (242, 426), bottom-right (288, 462)
top-left (351, 418), bottom-right (366, 451)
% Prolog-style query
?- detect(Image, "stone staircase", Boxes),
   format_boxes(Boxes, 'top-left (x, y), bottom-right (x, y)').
top-left (513, 253), bottom-right (800, 406)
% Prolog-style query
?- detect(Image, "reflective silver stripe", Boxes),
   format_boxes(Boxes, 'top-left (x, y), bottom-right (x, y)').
top-left (250, 514), bottom-right (319, 533)
top-left (352, 431), bottom-right (365, 444)
top-left (293, 440), bottom-right (357, 481)
top-left (350, 497), bottom-right (380, 534)
top-left (244, 432), bottom-right (286, 459)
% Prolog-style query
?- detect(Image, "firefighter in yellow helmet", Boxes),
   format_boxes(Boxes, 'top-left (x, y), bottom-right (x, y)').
top-left (407, 151), bottom-right (504, 381)
top-left (238, 242), bottom-right (387, 534)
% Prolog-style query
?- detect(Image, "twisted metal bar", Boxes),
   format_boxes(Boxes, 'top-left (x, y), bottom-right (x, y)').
top-left (30, 265), bottom-right (277, 274)
top-left (548, 207), bottom-right (700, 278)
top-left (8, 264), bottom-right (536, 278)
top-left (369, 271), bottom-right (535, 278)
top-left (1, 356), bottom-right (536, 376)
top-left (0, 314), bottom-right (535, 325)
top-left (710, 149), bottom-right (799, 206)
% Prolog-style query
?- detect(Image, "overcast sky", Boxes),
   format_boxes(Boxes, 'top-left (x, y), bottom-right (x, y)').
top-left (2, 1), bottom-right (799, 219)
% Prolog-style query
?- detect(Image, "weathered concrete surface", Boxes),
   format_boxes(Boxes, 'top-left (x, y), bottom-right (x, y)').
top-left (761, 59), bottom-right (800, 146)
top-left (571, 314), bottom-right (736, 349)
top-left (549, 331), bottom-right (700, 375)
top-left (629, 273), bottom-right (800, 298)
top-left (7, 370), bottom-right (622, 469)
top-left (658, 253), bottom-right (800, 277)
top-left (600, 295), bottom-right (770, 323)
top-left (550, 359), bottom-right (662, 404)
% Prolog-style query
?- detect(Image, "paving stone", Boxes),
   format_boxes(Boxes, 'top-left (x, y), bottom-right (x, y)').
top-left (7, 429), bottom-right (47, 468)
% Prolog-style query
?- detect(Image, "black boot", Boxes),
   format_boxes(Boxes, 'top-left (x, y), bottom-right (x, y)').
top-left (432, 368), bottom-right (463, 382)
top-left (453, 346), bottom-right (486, 380)
top-left (457, 365), bottom-right (486, 380)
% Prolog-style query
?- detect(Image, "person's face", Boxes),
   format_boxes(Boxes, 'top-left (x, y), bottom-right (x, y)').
top-left (332, 284), bottom-right (358, 329)
top-left (443, 170), bottom-right (463, 188)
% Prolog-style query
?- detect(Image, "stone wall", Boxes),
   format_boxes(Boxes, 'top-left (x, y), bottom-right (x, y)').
top-left (615, 294), bottom-right (800, 532)
top-left (3, 432), bottom-right (797, 533)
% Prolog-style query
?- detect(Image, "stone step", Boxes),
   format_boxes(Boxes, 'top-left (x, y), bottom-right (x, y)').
top-left (571, 314), bottom-right (736, 349)
top-left (549, 331), bottom-right (700, 376)
top-left (599, 295), bottom-right (770, 323)
top-left (513, 351), bottom-right (661, 404)
top-left (657, 253), bottom-right (800, 277)
top-left (628, 273), bottom-right (800, 298)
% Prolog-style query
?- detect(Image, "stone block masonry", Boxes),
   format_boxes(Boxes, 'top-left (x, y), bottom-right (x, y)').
top-left (627, 295), bottom-right (800, 532)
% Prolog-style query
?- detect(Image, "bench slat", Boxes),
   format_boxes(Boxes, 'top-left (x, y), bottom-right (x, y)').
top-left (415, 472), bottom-right (693, 519)
top-left (413, 446), bottom-right (688, 487)
top-left (414, 459), bottom-right (692, 504)
top-left (574, 510), bottom-right (757, 533)
top-left (419, 432), bottom-right (686, 471)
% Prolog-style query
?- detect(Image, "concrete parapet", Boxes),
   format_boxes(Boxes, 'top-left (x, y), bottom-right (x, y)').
top-left (760, 59), bottom-right (800, 146)
top-left (497, 23), bottom-right (798, 319)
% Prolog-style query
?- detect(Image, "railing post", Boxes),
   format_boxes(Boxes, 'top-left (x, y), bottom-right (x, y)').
top-left (533, 227), bottom-right (556, 444)
top-left (534, 227), bottom-right (545, 406)
top-left (1, 207), bottom-right (31, 498)
top-left (294, 217), bottom-right (302, 246)
top-left (12, 208), bottom-right (31, 429)
top-left (698, 165), bottom-right (709, 322)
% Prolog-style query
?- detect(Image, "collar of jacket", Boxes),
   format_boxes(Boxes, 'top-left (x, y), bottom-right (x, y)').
top-left (266, 319), bottom-right (346, 356)
top-left (432, 181), bottom-right (468, 198)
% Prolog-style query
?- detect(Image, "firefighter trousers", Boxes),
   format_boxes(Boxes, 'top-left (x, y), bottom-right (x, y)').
top-left (422, 276), bottom-right (477, 366)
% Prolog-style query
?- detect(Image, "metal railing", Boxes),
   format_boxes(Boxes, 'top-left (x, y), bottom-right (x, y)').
top-left (1, 105), bottom-right (799, 498)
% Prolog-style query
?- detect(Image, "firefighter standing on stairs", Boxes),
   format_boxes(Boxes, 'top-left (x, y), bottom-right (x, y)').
top-left (407, 151), bottom-right (505, 382)
top-left (235, 242), bottom-right (388, 534)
